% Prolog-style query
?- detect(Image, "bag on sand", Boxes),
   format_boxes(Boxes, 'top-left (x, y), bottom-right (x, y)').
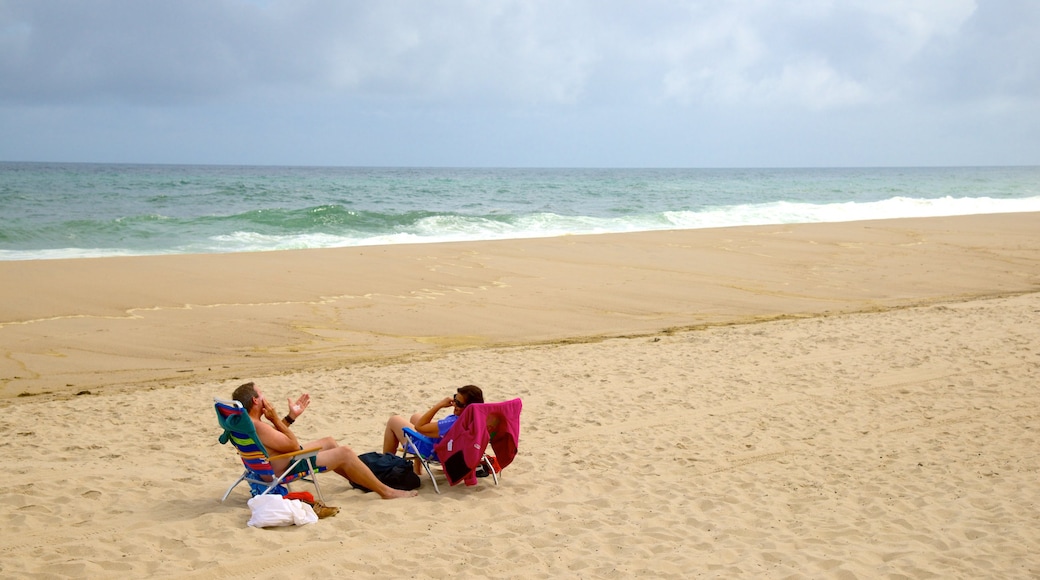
top-left (350, 452), bottom-right (421, 493)
top-left (247, 494), bottom-right (318, 528)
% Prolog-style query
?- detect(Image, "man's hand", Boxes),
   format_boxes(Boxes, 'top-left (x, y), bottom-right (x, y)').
top-left (261, 396), bottom-right (279, 423)
top-left (287, 393), bottom-right (310, 420)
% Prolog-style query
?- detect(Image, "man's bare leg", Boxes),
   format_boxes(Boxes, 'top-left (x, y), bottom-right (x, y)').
top-left (317, 445), bottom-right (417, 499)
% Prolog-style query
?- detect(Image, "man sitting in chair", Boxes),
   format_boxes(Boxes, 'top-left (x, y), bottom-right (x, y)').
top-left (233, 382), bottom-right (417, 500)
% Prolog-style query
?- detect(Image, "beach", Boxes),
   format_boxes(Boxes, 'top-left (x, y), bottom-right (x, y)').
top-left (1, 213), bottom-right (1039, 578)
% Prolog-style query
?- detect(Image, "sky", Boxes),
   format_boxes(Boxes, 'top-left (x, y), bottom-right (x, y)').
top-left (1, 0), bottom-right (1038, 168)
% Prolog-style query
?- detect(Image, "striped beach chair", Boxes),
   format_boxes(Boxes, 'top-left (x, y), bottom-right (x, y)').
top-left (214, 398), bottom-right (327, 503)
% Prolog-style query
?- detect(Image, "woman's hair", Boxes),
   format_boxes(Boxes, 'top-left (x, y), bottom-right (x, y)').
top-left (457, 384), bottom-right (484, 405)
top-left (232, 381), bottom-right (258, 411)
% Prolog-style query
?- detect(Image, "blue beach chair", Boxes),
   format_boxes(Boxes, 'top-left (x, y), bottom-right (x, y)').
top-left (397, 399), bottom-right (523, 494)
top-left (400, 427), bottom-right (499, 494)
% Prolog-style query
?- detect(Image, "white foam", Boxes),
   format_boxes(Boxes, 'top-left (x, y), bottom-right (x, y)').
top-left (7, 194), bottom-right (1039, 260)
top-left (203, 195), bottom-right (1040, 252)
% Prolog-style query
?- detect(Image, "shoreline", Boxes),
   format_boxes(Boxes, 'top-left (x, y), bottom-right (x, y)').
top-left (2, 212), bottom-right (1039, 401)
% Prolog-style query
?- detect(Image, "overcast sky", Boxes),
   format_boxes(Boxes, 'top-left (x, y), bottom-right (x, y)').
top-left (1, 1), bottom-right (1037, 167)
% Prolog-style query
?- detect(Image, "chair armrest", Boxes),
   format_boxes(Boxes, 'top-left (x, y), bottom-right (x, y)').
top-left (402, 427), bottom-right (436, 444)
top-left (268, 446), bottom-right (322, 462)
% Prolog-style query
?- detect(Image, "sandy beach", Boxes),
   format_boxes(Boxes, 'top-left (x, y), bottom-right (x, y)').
top-left (1, 213), bottom-right (1039, 578)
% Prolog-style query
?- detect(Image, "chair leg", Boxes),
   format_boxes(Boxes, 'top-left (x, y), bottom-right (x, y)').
top-left (401, 432), bottom-right (442, 494)
top-left (306, 470), bottom-right (326, 504)
top-left (482, 455), bottom-right (500, 486)
top-left (252, 456), bottom-right (326, 503)
top-left (418, 456), bottom-right (440, 494)
top-left (221, 472), bottom-right (248, 502)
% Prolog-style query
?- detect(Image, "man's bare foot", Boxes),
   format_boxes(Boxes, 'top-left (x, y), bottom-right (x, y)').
top-left (380, 488), bottom-right (419, 499)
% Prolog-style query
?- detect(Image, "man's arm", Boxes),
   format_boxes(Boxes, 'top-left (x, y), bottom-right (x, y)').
top-left (284, 393), bottom-right (310, 424)
top-left (255, 398), bottom-right (301, 454)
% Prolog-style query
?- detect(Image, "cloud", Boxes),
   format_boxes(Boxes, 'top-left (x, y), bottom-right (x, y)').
top-left (655, 0), bottom-right (980, 109)
top-left (0, 1), bottom-right (605, 106)
top-left (922, 0), bottom-right (1040, 103)
top-left (0, 0), bottom-right (987, 110)
top-left (312, 2), bottom-right (602, 105)
top-left (0, 0), bottom-right (1037, 166)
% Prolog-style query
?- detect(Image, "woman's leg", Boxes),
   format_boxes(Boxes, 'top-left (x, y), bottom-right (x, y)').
top-left (406, 412), bottom-right (429, 474)
top-left (382, 415), bottom-right (414, 454)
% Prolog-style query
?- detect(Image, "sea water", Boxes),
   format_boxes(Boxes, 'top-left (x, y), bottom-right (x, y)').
top-left (1, 163), bottom-right (1038, 261)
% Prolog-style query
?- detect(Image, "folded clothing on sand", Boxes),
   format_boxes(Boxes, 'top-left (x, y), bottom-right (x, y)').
top-left (246, 495), bottom-right (318, 527)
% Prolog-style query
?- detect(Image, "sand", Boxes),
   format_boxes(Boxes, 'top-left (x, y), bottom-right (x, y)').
top-left (1, 213), bottom-right (1038, 578)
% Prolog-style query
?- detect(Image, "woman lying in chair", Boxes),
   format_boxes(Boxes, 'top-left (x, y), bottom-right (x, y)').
top-left (381, 384), bottom-right (484, 470)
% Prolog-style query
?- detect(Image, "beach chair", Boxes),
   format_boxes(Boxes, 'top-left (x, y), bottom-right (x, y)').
top-left (214, 398), bottom-right (327, 504)
top-left (399, 398), bottom-right (522, 493)
top-left (399, 427), bottom-right (492, 494)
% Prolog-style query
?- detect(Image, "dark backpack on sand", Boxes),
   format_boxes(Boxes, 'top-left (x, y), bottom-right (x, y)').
top-left (350, 452), bottom-right (421, 493)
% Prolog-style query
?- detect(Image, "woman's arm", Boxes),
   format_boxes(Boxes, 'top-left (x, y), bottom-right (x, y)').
top-left (413, 396), bottom-right (453, 436)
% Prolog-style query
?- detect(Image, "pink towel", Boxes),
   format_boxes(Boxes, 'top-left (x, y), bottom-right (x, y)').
top-left (435, 398), bottom-right (523, 486)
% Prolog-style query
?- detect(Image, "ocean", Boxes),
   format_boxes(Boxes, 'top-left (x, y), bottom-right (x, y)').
top-left (1, 163), bottom-right (1038, 261)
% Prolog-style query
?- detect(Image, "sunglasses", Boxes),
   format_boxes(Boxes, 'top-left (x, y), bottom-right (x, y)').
top-left (452, 394), bottom-right (468, 408)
